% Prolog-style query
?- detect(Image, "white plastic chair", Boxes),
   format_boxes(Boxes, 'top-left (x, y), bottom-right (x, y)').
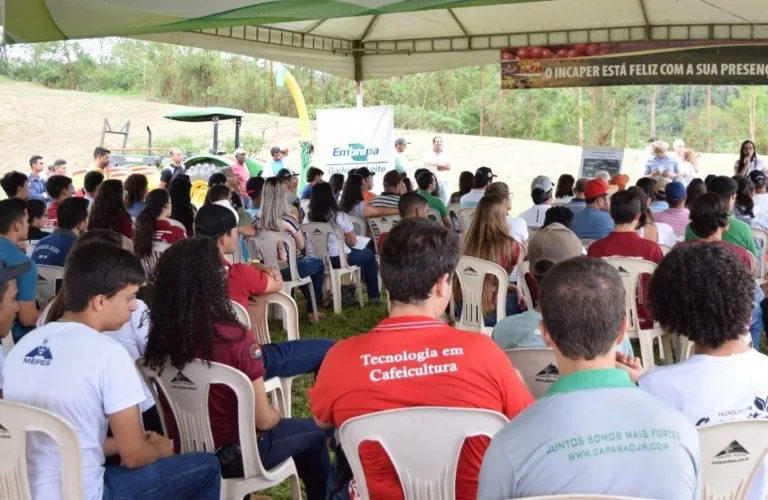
top-left (247, 291), bottom-right (301, 418)
top-left (366, 215), bottom-right (400, 252)
top-left (348, 215), bottom-right (368, 237)
top-left (0, 399), bottom-right (84, 500)
top-left (659, 243), bottom-right (672, 256)
top-left (36, 265), bottom-right (64, 309)
top-left (135, 358), bottom-right (301, 500)
top-left (140, 241), bottom-right (171, 277)
top-left (446, 203), bottom-right (462, 233)
top-left (515, 260), bottom-right (535, 312)
top-left (252, 231), bottom-right (318, 320)
top-left (453, 256), bottom-right (508, 335)
top-left (426, 207), bottom-right (441, 223)
top-left (505, 348), bottom-right (558, 400)
top-left (339, 407), bottom-right (508, 500)
top-left (458, 208), bottom-right (476, 233)
top-left (750, 228), bottom-right (766, 282)
top-left (301, 222), bottom-right (364, 314)
top-left (698, 420), bottom-right (768, 500)
top-left (603, 258), bottom-right (672, 368)
top-left (121, 235), bottom-right (134, 253)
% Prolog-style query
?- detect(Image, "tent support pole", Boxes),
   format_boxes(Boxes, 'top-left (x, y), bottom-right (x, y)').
top-left (353, 40), bottom-right (364, 108)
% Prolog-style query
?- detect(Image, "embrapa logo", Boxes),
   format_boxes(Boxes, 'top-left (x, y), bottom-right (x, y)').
top-left (332, 143), bottom-right (380, 162)
top-left (170, 371), bottom-right (196, 390)
top-left (534, 363), bottom-right (560, 383)
top-left (0, 423), bottom-right (10, 439)
top-left (712, 440), bottom-right (750, 465)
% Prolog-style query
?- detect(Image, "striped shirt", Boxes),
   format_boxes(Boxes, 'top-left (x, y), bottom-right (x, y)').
top-left (368, 192), bottom-right (400, 209)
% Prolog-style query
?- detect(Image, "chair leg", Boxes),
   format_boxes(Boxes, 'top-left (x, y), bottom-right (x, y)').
top-left (331, 272), bottom-right (342, 314)
top-left (660, 333), bottom-right (674, 366)
top-left (280, 376), bottom-right (296, 418)
top-left (639, 332), bottom-right (656, 369)
top-left (307, 282), bottom-right (318, 321)
top-left (356, 269), bottom-right (365, 308)
top-left (289, 473), bottom-right (302, 500)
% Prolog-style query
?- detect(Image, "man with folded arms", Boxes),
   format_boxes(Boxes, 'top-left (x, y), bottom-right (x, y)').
top-left (310, 218), bottom-right (533, 500)
top-left (478, 257), bottom-right (699, 499)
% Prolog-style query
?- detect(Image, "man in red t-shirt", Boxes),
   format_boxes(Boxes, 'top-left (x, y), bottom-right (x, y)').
top-left (588, 189), bottom-right (664, 329)
top-left (193, 204), bottom-right (282, 308)
top-left (44, 174), bottom-right (73, 227)
top-left (377, 191), bottom-right (430, 251)
top-left (309, 218), bottom-right (534, 500)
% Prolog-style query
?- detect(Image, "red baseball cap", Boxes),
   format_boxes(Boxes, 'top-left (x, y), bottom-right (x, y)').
top-left (584, 178), bottom-right (609, 199)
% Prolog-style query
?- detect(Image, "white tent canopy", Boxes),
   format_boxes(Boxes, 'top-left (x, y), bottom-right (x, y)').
top-left (3, 0), bottom-right (768, 80)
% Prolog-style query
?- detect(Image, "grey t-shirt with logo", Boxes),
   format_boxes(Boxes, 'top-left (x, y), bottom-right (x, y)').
top-left (478, 369), bottom-right (700, 500)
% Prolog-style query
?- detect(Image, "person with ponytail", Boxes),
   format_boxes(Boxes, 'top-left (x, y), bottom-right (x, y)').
top-left (133, 189), bottom-right (186, 259)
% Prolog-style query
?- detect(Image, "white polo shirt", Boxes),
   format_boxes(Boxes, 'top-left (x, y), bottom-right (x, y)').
top-left (423, 150), bottom-right (451, 184)
top-left (519, 204), bottom-right (551, 228)
top-left (460, 189), bottom-right (486, 209)
top-left (3, 321), bottom-right (146, 500)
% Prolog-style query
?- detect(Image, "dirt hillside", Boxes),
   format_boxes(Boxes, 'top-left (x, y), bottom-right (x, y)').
top-left (0, 80), bottom-right (739, 214)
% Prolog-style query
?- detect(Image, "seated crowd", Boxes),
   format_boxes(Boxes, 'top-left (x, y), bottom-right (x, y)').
top-left (1, 141), bottom-right (768, 500)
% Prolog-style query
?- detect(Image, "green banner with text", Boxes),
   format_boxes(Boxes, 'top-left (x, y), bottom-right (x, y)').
top-left (501, 41), bottom-right (768, 89)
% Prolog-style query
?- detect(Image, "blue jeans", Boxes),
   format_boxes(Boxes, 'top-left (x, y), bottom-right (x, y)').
top-left (330, 248), bottom-right (380, 300)
top-left (281, 257), bottom-right (325, 313)
top-left (258, 418), bottom-right (331, 500)
top-left (751, 283), bottom-right (764, 348)
top-left (455, 292), bottom-right (520, 328)
top-left (103, 452), bottom-right (221, 499)
top-left (262, 339), bottom-right (334, 379)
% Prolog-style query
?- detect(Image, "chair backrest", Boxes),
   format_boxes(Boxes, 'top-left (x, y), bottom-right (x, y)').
top-left (121, 235), bottom-right (134, 253)
top-left (140, 241), bottom-right (171, 277)
top-left (348, 215), bottom-right (367, 237)
top-left (515, 260), bottom-right (535, 311)
top-left (446, 203), bottom-right (461, 233)
top-left (36, 265), bottom-right (64, 309)
top-left (136, 358), bottom-right (282, 482)
top-left (454, 256), bottom-right (509, 333)
top-left (247, 291), bottom-right (300, 345)
top-left (339, 407), bottom-right (508, 500)
top-left (426, 207), bottom-right (441, 223)
top-left (253, 230), bottom-right (301, 282)
top-left (698, 420), bottom-right (768, 500)
top-left (231, 300), bottom-right (252, 330)
top-left (603, 258), bottom-right (658, 335)
top-left (366, 215), bottom-right (401, 243)
top-left (505, 348), bottom-right (558, 400)
top-left (301, 222), bottom-right (353, 269)
top-left (458, 208), bottom-right (476, 232)
top-left (0, 399), bottom-right (84, 500)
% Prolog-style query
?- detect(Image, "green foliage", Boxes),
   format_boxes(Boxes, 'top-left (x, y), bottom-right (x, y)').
top-left (0, 38), bottom-right (764, 152)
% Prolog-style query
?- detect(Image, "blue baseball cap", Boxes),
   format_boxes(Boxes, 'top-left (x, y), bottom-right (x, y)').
top-left (665, 181), bottom-right (686, 202)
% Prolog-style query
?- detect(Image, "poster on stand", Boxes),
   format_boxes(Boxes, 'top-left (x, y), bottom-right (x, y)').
top-left (580, 148), bottom-right (624, 179)
top-left (316, 107), bottom-right (394, 194)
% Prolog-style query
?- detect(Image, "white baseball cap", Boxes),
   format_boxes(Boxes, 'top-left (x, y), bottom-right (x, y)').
top-left (233, 148), bottom-right (247, 156)
top-left (673, 139), bottom-right (685, 149)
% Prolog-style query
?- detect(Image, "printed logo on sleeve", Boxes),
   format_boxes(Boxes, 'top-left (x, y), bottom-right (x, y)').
top-left (170, 371), bottom-right (196, 390)
top-left (712, 440), bottom-right (750, 465)
top-left (23, 338), bottom-right (52, 366)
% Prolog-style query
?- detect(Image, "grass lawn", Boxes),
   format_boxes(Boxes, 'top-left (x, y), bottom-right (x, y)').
top-left (260, 297), bottom-right (389, 499)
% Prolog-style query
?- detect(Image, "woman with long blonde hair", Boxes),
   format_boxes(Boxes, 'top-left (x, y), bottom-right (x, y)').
top-left (454, 194), bottom-right (522, 327)
top-left (677, 147), bottom-right (698, 186)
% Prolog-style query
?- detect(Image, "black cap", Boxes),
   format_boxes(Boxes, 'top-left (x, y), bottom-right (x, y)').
top-left (0, 258), bottom-right (30, 285)
top-left (474, 167), bottom-right (497, 187)
top-left (749, 170), bottom-right (767, 188)
top-left (194, 204), bottom-right (237, 239)
top-left (276, 168), bottom-right (299, 181)
top-left (246, 176), bottom-right (265, 196)
top-left (356, 167), bottom-right (374, 179)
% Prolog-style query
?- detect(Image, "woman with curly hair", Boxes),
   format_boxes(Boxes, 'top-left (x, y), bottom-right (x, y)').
top-left (86, 179), bottom-right (134, 238)
top-left (133, 189), bottom-right (186, 259)
top-left (619, 244), bottom-right (765, 500)
top-left (142, 238), bottom-right (331, 498)
top-left (455, 194), bottom-right (522, 327)
top-left (124, 173), bottom-right (149, 218)
top-left (169, 175), bottom-right (195, 237)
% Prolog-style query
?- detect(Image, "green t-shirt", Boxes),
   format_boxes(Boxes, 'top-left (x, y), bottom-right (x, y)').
top-left (417, 189), bottom-right (448, 218)
top-left (685, 215), bottom-right (757, 256)
top-left (394, 154), bottom-right (408, 174)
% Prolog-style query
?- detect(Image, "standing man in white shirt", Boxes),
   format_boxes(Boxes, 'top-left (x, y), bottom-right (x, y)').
top-left (519, 176), bottom-right (553, 229)
top-left (2, 242), bottom-right (221, 500)
top-left (423, 135), bottom-right (451, 204)
top-left (460, 167), bottom-right (497, 209)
